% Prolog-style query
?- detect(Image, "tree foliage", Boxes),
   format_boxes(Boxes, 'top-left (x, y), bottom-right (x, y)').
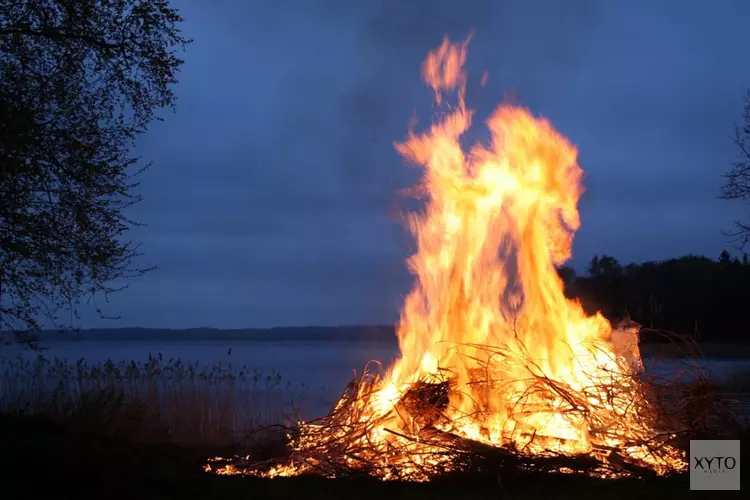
top-left (586, 254), bottom-right (622, 278)
top-left (0, 0), bottom-right (190, 335)
top-left (721, 91), bottom-right (750, 247)
top-left (569, 252), bottom-right (750, 342)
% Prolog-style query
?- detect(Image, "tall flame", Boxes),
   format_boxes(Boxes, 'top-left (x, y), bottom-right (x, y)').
top-left (381, 35), bottom-right (640, 453)
top-left (211, 36), bottom-right (685, 481)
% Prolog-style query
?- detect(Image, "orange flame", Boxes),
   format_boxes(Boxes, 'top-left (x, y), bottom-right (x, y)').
top-left (213, 36), bottom-right (685, 481)
top-left (381, 35), bottom-right (640, 452)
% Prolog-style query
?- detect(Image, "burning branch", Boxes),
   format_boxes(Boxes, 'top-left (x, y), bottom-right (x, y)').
top-left (205, 334), bottom-right (707, 481)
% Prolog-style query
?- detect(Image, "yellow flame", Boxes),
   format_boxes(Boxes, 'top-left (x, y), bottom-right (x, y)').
top-left (211, 36), bottom-right (686, 481)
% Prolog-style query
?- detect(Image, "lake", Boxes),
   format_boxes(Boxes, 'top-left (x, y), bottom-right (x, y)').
top-left (2, 339), bottom-right (749, 419)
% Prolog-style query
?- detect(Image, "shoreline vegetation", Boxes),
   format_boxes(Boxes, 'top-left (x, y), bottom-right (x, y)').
top-left (1, 347), bottom-right (749, 445)
top-left (0, 345), bottom-right (748, 498)
top-left (0, 354), bottom-right (748, 499)
top-left (0, 354), bottom-right (301, 449)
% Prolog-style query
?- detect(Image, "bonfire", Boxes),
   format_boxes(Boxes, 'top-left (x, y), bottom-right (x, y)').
top-left (208, 36), bottom-right (689, 481)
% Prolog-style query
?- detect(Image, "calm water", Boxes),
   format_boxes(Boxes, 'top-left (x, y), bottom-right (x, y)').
top-left (1, 340), bottom-right (401, 418)
top-left (2, 340), bottom-right (749, 418)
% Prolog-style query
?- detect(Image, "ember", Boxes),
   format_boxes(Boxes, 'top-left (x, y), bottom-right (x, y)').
top-left (207, 36), bottom-right (688, 481)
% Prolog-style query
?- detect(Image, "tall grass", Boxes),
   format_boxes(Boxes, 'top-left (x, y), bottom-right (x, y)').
top-left (0, 353), bottom-right (301, 449)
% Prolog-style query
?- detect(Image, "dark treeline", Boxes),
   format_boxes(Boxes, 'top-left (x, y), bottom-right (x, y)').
top-left (560, 251), bottom-right (750, 343)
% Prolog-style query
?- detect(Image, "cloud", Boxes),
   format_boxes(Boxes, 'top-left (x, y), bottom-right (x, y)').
top-left (77, 0), bottom-right (750, 327)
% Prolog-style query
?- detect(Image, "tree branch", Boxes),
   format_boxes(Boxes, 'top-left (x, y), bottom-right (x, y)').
top-left (0, 27), bottom-right (123, 51)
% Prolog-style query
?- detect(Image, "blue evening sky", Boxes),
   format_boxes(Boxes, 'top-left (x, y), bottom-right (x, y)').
top-left (84, 0), bottom-right (750, 328)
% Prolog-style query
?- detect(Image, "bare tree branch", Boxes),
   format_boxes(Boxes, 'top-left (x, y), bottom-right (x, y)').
top-left (720, 91), bottom-right (750, 248)
top-left (0, 26), bottom-right (123, 50)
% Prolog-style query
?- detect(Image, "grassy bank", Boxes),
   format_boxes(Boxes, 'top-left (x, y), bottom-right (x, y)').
top-left (0, 412), bottom-right (733, 500)
top-left (1, 353), bottom-right (748, 498)
top-left (0, 354), bottom-right (301, 449)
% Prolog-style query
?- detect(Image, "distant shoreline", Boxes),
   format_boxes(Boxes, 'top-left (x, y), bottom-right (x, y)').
top-left (3, 325), bottom-right (750, 359)
top-left (2, 325), bottom-right (400, 343)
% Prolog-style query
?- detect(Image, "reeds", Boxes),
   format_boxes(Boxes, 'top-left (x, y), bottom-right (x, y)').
top-left (0, 353), bottom-right (300, 449)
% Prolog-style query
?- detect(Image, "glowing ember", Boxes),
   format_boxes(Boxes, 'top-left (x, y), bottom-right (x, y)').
top-left (210, 36), bottom-right (687, 481)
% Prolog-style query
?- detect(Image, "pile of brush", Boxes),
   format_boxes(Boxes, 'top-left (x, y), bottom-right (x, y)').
top-left (206, 337), bottom-right (744, 482)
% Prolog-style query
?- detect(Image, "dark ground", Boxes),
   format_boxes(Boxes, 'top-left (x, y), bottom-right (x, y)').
top-left (0, 413), bottom-right (745, 500)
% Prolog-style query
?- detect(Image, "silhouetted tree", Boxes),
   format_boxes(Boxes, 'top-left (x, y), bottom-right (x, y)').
top-left (721, 91), bottom-right (750, 247)
top-left (587, 255), bottom-right (621, 278)
top-left (0, 1), bottom-right (190, 336)
top-left (719, 249), bottom-right (732, 265)
top-left (556, 265), bottom-right (576, 288)
top-left (573, 252), bottom-right (750, 343)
